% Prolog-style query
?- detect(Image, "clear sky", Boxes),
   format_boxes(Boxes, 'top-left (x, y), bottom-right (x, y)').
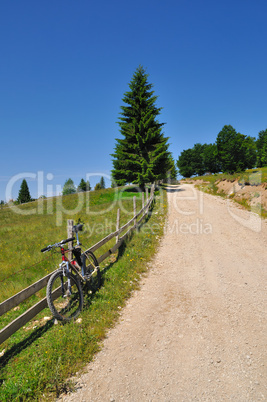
top-left (1, 0), bottom-right (266, 201)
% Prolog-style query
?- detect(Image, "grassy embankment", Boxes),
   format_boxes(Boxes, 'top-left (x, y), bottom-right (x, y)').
top-left (183, 167), bottom-right (267, 218)
top-left (0, 185), bottom-right (167, 400)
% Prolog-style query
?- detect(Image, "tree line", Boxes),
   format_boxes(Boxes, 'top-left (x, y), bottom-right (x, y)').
top-left (0, 177), bottom-right (106, 205)
top-left (61, 177), bottom-right (106, 195)
top-left (177, 125), bottom-right (267, 177)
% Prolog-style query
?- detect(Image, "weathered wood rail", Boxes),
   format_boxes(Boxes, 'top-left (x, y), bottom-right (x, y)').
top-left (0, 185), bottom-right (155, 344)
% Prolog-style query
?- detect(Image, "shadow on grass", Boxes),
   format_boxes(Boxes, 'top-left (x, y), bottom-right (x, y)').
top-left (122, 183), bottom-right (159, 194)
top-left (165, 186), bottom-right (185, 193)
top-left (0, 293), bottom-right (100, 372)
top-left (0, 319), bottom-right (55, 372)
top-left (159, 183), bottom-right (185, 193)
top-left (123, 186), bottom-right (145, 193)
top-left (101, 201), bottom-right (155, 280)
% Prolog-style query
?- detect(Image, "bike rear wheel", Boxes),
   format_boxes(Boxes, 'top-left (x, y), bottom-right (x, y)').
top-left (83, 251), bottom-right (101, 290)
top-left (46, 270), bottom-right (83, 322)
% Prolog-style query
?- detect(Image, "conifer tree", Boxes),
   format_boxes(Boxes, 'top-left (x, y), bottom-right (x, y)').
top-left (77, 179), bottom-right (91, 192)
top-left (111, 65), bottom-right (171, 190)
top-left (166, 155), bottom-right (178, 182)
top-left (100, 176), bottom-right (105, 189)
top-left (17, 179), bottom-right (32, 204)
top-left (86, 180), bottom-right (91, 191)
top-left (77, 178), bottom-right (86, 192)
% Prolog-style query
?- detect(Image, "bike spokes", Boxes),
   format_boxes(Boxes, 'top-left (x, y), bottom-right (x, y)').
top-left (47, 271), bottom-right (83, 321)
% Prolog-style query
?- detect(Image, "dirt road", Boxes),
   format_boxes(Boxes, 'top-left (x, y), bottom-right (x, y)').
top-left (61, 184), bottom-right (267, 401)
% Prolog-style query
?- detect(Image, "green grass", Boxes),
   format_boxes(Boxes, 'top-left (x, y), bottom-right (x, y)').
top-left (189, 167), bottom-right (267, 186)
top-left (0, 186), bottom-right (145, 301)
top-left (0, 185), bottom-right (167, 401)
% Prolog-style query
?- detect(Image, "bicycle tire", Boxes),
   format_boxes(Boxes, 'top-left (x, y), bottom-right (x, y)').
top-left (82, 251), bottom-right (101, 290)
top-left (46, 270), bottom-right (83, 322)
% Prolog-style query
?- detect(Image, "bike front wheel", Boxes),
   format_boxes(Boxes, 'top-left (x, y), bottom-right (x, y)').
top-left (46, 270), bottom-right (83, 322)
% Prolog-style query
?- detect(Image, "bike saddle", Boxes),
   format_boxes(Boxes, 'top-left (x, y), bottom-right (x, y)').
top-left (73, 223), bottom-right (83, 233)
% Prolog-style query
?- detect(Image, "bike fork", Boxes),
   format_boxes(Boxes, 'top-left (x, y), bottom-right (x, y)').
top-left (61, 262), bottom-right (72, 297)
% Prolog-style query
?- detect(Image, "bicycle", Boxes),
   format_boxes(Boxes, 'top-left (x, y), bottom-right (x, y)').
top-left (41, 224), bottom-right (101, 322)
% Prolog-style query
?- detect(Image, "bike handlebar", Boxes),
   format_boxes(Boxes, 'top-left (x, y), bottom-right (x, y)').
top-left (41, 237), bottom-right (75, 253)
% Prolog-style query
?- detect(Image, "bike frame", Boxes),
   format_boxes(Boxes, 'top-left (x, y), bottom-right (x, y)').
top-left (42, 222), bottom-right (99, 295)
top-left (58, 237), bottom-right (98, 283)
top-left (59, 246), bottom-right (85, 282)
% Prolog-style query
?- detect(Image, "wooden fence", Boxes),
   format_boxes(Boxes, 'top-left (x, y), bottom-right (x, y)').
top-left (0, 185), bottom-right (155, 345)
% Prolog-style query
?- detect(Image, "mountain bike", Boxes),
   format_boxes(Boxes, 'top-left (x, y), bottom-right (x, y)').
top-left (41, 224), bottom-right (101, 322)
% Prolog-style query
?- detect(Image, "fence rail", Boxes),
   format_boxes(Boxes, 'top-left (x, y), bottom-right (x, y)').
top-left (0, 185), bottom-right (155, 344)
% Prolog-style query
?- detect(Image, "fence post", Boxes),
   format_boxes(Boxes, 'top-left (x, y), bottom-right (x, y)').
top-left (133, 196), bottom-right (136, 227)
top-left (142, 192), bottom-right (145, 220)
top-left (67, 219), bottom-right (74, 260)
top-left (116, 208), bottom-right (120, 243)
top-left (146, 187), bottom-right (149, 204)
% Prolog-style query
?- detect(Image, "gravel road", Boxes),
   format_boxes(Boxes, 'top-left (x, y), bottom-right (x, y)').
top-left (60, 184), bottom-right (267, 401)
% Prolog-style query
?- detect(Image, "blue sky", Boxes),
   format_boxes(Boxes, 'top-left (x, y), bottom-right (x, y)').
top-left (0, 0), bottom-right (266, 201)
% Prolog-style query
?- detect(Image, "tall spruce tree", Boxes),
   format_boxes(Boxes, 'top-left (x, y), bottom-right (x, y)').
top-left (77, 178), bottom-right (91, 192)
top-left (17, 179), bottom-right (32, 204)
top-left (77, 178), bottom-right (87, 192)
top-left (111, 66), bottom-right (171, 189)
top-left (166, 155), bottom-right (178, 182)
top-left (100, 176), bottom-right (105, 189)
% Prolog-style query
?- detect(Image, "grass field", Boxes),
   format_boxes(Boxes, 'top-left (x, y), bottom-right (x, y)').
top-left (187, 167), bottom-right (267, 187)
top-left (0, 185), bottom-right (167, 400)
top-left (0, 187), bottom-right (145, 300)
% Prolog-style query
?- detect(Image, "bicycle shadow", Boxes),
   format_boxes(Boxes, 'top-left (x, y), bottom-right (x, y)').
top-left (0, 285), bottom-right (101, 372)
top-left (0, 318), bottom-right (54, 372)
